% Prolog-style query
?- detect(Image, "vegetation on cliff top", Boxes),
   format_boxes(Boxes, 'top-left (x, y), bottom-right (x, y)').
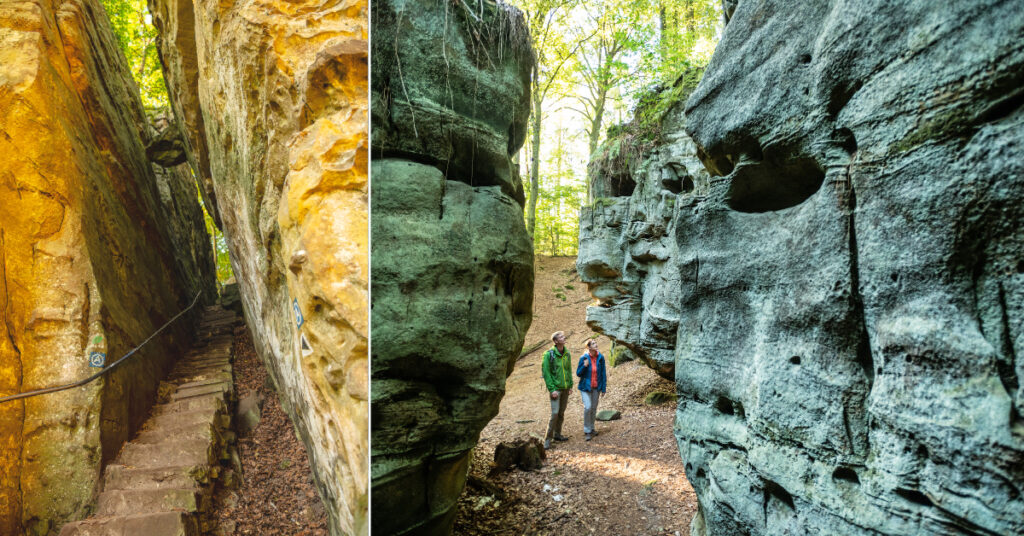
top-left (590, 66), bottom-right (704, 190)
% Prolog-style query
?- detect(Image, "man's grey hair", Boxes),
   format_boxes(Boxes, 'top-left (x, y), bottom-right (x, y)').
top-left (551, 331), bottom-right (565, 342)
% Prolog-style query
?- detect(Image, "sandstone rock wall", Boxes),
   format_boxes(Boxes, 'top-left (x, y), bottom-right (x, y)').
top-left (580, 1), bottom-right (1024, 534)
top-left (0, 1), bottom-right (215, 533)
top-left (148, 0), bottom-right (369, 533)
top-left (370, 1), bottom-right (534, 534)
top-left (579, 82), bottom-right (710, 380)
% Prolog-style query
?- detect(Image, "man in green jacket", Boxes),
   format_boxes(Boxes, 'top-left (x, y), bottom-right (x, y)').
top-left (541, 331), bottom-right (573, 449)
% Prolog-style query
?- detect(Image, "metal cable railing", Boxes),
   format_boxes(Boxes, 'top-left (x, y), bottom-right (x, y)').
top-left (0, 290), bottom-right (203, 405)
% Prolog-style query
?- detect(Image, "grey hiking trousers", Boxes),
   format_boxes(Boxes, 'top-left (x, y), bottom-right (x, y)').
top-left (546, 389), bottom-right (571, 441)
top-left (581, 389), bottom-right (600, 434)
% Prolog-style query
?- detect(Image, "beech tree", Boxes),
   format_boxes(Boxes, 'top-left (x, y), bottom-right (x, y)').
top-left (514, 0), bottom-right (588, 240)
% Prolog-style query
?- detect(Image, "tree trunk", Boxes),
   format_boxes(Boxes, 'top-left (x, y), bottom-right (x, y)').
top-left (526, 74), bottom-right (542, 240)
top-left (588, 92), bottom-right (606, 159)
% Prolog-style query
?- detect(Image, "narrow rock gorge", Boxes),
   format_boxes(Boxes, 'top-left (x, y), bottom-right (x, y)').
top-left (580, 1), bottom-right (1024, 534)
top-left (147, 0), bottom-right (370, 533)
top-left (1, 0), bottom-right (369, 533)
top-left (370, 0), bottom-right (534, 533)
top-left (0, 0), bottom-right (215, 533)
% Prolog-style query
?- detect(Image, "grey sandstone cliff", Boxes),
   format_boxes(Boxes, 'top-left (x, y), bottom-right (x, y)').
top-left (580, 1), bottom-right (1024, 534)
top-left (370, 1), bottom-right (534, 534)
top-left (579, 77), bottom-right (710, 380)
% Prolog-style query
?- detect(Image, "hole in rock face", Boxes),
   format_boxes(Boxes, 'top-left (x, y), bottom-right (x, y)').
top-left (798, 53), bottom-right (812, 64)
top-left (611, 173), bottom-right (636, 197)
top-left (789, 356), bottom-right (801, 365)
top-left (1017, 260), bottom-right (1024, 274)
top-left (828, 79), bottom-right (863, 118)
top-left (714, 395), bottom-right (735, 416)
top-left (682, 176), bottom-right (695, 194)
top-left (895, 488), bottom-right (934, 507)
top-left (726, 153), bottom-right (825, 213)
top-left (764, 480), bottom-right (796, 510)
top-left (833, 128), bottom-right (858, 154)
top-left (832, 467), bottom-right (860, 484)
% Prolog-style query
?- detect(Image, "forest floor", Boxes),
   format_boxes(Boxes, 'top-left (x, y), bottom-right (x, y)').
top-left (211, 329), bottom-right (328, 535)
top-left (452, 256), bottom-right (697, 536)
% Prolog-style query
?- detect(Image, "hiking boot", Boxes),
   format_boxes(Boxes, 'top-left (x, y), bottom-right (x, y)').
top-left (554, 435), bottom-right (569, 442)
top-left (544, 440), bottom-right (552, 449)
top-left (591, 430), bottom-right (599, 437)
top-left (584, 433), bottom-right (592, 441)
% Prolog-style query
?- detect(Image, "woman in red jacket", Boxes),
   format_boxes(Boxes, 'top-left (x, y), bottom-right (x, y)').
top-left (576, 339), bottom-right (607, 441)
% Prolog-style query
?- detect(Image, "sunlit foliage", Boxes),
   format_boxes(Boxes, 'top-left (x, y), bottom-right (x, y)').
top-left (102, 0), bottom-right (233, 281)
top-left (101, 0), bottom-right (167, 109)
top-left (509, 0), bottom-right (723, 255)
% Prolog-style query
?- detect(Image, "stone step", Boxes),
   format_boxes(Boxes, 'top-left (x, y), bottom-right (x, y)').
top-left (145, 408), bottom-right (222, 433)
top-left (174, 356), bottom-right (231, 370)
top-left (134, 422), bottom-right (221, 447)
top-left (171, 382), bottom-right (231, 401)
top-left (96, 488), bottom-right (204, 517)
top-left (200, 312), bottom-right (235, 321)
top-left (118, 438), bottom-right (214, 469)
top-left (169, 377), bottom-right (233, 391)
top-left (186, 341), bottom-right (228, 353)
top-left (170, 390), bottom-right (228, 406)
top-left (172, 361), bottom-right (231, 375)
top-left (194, 334), bottom-right (233, 345)
top-left (59, 511), bottom-right (198, 536)
top-left (103, 464), bottom-right (207, 491)
top-left (169, 362), bottom-right (230, 375)
top-left (153, 393), bottom-right (226, 416)
top-left (200, 322), bottom-right (236, 332)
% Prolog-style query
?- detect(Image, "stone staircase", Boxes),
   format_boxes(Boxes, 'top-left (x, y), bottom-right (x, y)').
top-left (60, 306), bottom-right (242, 536)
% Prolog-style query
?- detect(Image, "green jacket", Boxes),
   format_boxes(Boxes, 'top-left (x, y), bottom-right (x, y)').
top-left (541, 346), bottom-right (573, 392)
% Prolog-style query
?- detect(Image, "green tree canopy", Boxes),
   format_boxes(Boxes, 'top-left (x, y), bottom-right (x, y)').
top-left (102, 0), bottom-right (167, 109)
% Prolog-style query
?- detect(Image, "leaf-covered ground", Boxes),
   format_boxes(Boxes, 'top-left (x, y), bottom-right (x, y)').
top-left (453, 256), bottom-right (697, 536)
top-left (212, 329), bottom-right (328, 535)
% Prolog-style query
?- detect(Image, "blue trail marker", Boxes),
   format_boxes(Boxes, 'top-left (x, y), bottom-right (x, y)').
top-left (293, 298), bottom-right (304, 329)
top-left (89, 352), bottom-right (106, 368)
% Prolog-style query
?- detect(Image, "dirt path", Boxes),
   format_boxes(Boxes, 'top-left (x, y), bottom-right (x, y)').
top-left (453, 256), bottom-right (697, 536)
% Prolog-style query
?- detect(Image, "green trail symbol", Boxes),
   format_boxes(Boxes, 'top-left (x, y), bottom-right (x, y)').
top-left (93, 336), bottom-right (104, 344)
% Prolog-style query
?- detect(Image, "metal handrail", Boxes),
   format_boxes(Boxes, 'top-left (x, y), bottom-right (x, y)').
top-left (0, 290), bottom-right (203, 405)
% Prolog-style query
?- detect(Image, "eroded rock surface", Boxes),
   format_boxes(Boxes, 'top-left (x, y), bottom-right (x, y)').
top-left (581, 1), bottom-right (1024, 534)
top-left (148, 0), bottom-right (369, 533)
top-left (0, 1), bottom-right (215, 533)
top-left (579, 81), bottom-right (709, 380)
top-left (370, 1), bottom-right (533, 534)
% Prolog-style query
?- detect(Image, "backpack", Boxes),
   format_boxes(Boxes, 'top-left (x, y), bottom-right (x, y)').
top-left (544, 348), bottom-right (562, 376)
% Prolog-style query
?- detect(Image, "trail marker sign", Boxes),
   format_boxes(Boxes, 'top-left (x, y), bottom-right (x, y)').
top-left (300, 333), bottom-right (313, 357)
top-left (293, 299), bottom-right (304, 329)
top-left (89, 352), bottom-right (106, 368)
